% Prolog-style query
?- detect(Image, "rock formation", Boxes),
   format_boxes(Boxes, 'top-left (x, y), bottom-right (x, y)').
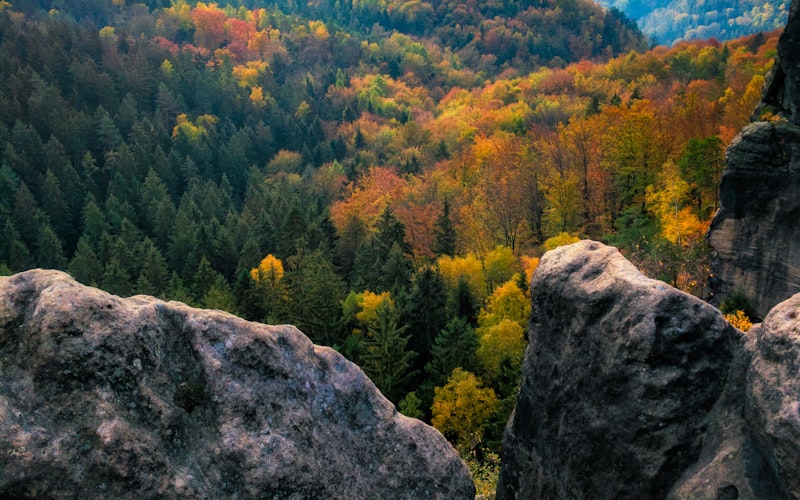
top-left (0, 270), bottom-right (474, 499)
top-left (708, 0), bottom-right (800, 319)
top-left (497, 240), bottom-right (800, 499)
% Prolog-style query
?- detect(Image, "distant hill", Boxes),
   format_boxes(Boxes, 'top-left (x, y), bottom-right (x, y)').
top-left (596, 0), bottom-right (789, 45)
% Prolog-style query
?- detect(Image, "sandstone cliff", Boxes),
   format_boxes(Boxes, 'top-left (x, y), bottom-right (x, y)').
top-left (498, 240), bottom-right (800, 499)
top-left (0, 270), bottom-right (474, 499)
top-left (708, 0), bottom-right (800, 319)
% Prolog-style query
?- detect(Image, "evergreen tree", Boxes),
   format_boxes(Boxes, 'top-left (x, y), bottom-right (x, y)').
top-left (359, 300), bottom-right (418, 403)
top-left (336, 214), bottom-right (368, 282)
top-left (381, 241), bottom-right (413, 295)
top-left (136, 238), bottom-right (169, 296)
top-left (41, 169), bottom-right (74, 246)
top-left (68, 237), bottom-right (102, 286)
top-left (12, 181), bottom-right (42, 248)
top-left (283, 248), bottom-right (346, 345)
top-left (451, 275), bottom-right (479, 325)
top-left (233, 268), bottom-right (267, 322)
top-left (426, 317), bottom-right (480, 387)
top-left (0, 216), bottom-right (33, 271)
top-left (35, 223), bottom-right (67, 269)
top-left (433, 199), bottom-right (457, 257)
top-left (374, 206), bottom-right (411, 256)
top-left (101, 257), bottom-right (132, 297)
top-left (403, 265), bottom-right (448, 371)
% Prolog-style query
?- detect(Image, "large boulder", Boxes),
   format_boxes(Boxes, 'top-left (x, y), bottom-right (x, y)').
top-left (746, 293), bottom-right (800, 498)
top-left (497, 241), bottom-right (789, 499)
top-left (0, 270), bottom-right (474, 499)
top-left (708, 0), bottom-right (800, 319)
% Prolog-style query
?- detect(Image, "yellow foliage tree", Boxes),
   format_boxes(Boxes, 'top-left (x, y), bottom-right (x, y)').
top-left (431, 368), bottom-right (500, 453)
top-left (250, 254), bottom-right (284, 282)
top-left (645, 160), bottom-right (707, 247)
top-left (355, 290), bottom-right (394, 328)
top-left (172, 113), bottom-right (217, 144)
top-left (438, 253), bottom-right (487, 301)
top-left (477, 277), bottom-right (530, 328)
top-left (520, 255), bottom-right (540, 286)
top-left (476, 318), bottom-right (526, 383)
top-left (483, 245), bottom-right (517, 293)
top-left (543, 232), bottom-right (580, 251)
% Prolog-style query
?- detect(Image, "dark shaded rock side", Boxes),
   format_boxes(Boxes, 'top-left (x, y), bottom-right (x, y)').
top-left (746, 292), bottom-right (800, 499)
top-left (708, 0), bottom-right (800, 319)
top-left (497, 241), bottom-right (790, 499)
top-left (0, 270), bottom-right (474, 499)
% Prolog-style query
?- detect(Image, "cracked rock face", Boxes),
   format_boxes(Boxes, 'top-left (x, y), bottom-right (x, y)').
top-left (497, 241), bottom-right (792, 500)
top-left (708, 0), bottom-right (800, 319)
top-left (0, 270), bottom-right (473, 499)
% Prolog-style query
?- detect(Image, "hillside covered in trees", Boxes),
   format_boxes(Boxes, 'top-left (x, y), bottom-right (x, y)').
top-left (597, 0), bottom-right (788, 45)
top-left (0, 0), bottom-right (778, 489)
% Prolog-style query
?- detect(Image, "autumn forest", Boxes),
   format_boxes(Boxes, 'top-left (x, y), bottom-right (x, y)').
top-left (0, 0), bottom-right (779, 488)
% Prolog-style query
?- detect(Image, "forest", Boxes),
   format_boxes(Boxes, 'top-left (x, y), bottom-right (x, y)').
top-left (597, 0), bottom-right (788, 45)
top-left (0, 0), bottom-right (778, 490)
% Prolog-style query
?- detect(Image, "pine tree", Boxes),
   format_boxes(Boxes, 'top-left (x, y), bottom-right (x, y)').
top-left (283, 249), bottom-right (346, 345)
top-left (359, 300), bottom-right (418, 403)
top-left (101, 257), bottom-right (132, 297)
top-left (451, 275), bottom-right (479, 325)
top-left (34, 222), bottom-right (65, 269)
top-left (426, 317), bottom-right (480, 387)
top-left (404, 265), bottom-right (448, 371)
top-left (381, 241), bottom-right (413, 295)
top-left (433, 199), bottom-right (457, 257)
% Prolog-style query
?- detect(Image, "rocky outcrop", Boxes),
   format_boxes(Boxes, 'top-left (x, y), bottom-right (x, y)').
top-left (746, 293), bottom-right (800, 498)
top-left (708, 0), bottom-right (800, 319)
top-left (497, 240), bottom-right (796, 499)
top-left (0, 270), bottom-right (474, 499)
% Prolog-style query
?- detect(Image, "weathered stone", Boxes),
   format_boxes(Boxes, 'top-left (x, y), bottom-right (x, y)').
top-left (708, 120), bottom-right (800, 320)
top-left (0, 270), bottom-right (473, 499)
top-left (746, 293), bottom-right (800, 499)
top-left (497, 241), bottom-right (789, 500)
top-left (756, 0), bottom-right (800, 124)
top-left (709, 0), bottom-right (800, 319)
top-left (497, 241), bottom-right (739, 499)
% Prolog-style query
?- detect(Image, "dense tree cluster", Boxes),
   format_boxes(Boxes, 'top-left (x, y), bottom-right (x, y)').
top-left (0, 0), bottom-right (778, 472)
top-left (598, 0), bottom-right (789, 45)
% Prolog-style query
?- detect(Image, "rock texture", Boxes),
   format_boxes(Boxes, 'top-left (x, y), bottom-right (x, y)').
top-left (746, 293), bottom-right (800, 498)
top-left (708, 0), bottom-right (800, 319)
top-left (0, 270), bottom-right (474, 499)
top-left (497, 240), bottom-right (793, 500)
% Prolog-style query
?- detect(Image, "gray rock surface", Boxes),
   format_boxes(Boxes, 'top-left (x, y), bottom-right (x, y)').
top-left (757, 0), bottom-right (800, 124)
top-left (708, 0), bottom-right (800, 319)
top-left (497, 240), bottom-right (790, 500)
top-left (746, 293), bottom-right (800, 499)
top-left (0, 269), bottom-right (474, 499)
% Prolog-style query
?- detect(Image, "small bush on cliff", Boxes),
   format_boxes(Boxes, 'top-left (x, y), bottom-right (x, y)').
top-left (721, 289), bottom-right (756, 320)
top-left (725, 310), bottom-right (753, 332)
